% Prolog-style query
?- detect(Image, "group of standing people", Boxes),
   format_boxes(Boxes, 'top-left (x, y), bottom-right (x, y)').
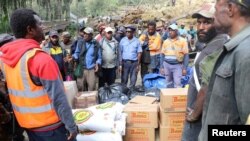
top-left (182, 1), bottom-right (250, 141)
top-left (1, 0), bottom-right (250, 141)
top-left (37, 14), bottom-right (197, 91)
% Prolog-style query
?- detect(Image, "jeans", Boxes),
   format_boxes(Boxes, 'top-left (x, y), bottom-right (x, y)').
top-left (121, 61), bottom-right (138, 87)
top-left (26, 125), bottom-right (76, 141)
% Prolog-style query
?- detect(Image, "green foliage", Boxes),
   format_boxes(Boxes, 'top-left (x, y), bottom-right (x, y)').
top-left (66, 22), bottom-right (78, 37)
top-left (71, 0), bottom-right (119, 17)
top-left (0, 15), bottom-right (11, 33)
top-left (70, 0), bottom-right (87, 17)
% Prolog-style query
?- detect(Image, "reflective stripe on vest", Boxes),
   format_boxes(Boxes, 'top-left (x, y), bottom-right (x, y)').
top-left (12, 103), bottom-right (54, 113)
top-left (2, 48), bottom-right (60, 128)
top-left (8, 89), bottom-right (46, 98)
top-left (11, 49), bottom-right (53, 113)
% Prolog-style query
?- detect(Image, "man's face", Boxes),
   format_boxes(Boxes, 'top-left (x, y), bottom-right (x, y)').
top-left (79, 30), bottom-right (84, 37)
top-left (33, 15), bottom-right (45, 43)
top-left (50, 35), bottom-right (59, 45)
top-left (197, 17), bottom-right (217, 43)
top-left (148, 25), bottom-right (156, 35)
top-left (126, 30), bottom-right (134, 39)
top-left (169, 29), bottom-right (178, 39)
top-left (62, 36), bottom-right (71, 44)
top-left (83, 33), bottom-right (92, 42)
top-left (105, 31), bottom-right (113, 40)
top-left (214, 0), bottom-right (231, 31)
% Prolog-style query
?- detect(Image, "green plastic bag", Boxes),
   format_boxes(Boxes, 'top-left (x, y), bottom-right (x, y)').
top-left (74, 63), bottom-right (83, 78)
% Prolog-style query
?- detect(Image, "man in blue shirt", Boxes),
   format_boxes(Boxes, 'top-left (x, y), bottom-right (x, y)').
top-left (178, 23), bottom-right (188, 38)
top-left (73, 27), bottom-right (102, 91)
top-left (119, 25), bottom-right (142, 87)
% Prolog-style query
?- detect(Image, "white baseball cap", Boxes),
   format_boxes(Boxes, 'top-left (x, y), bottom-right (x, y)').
top-left (168, 24), bottom-right (178, 30)
top-left (83, 27), bottom-right (94, 34)
top-left (104, 27), bottom-right (114, 33)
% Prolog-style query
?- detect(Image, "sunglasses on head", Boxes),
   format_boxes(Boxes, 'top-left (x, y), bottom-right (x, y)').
top-left (107, 31), bottom-right (113, 34)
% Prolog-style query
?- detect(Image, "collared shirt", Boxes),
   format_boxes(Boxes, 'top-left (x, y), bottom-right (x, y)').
top-left (199, 25), bottom-right (250, 141)
top-left (188, 29), bottom-right (197, 39)
top-left (139, 32), bottom-right (162, 55)
top-left (119, 36), bottom-right (142, 62)
top-left (178, 28), bottom-right (188, 36)
top-left (100, 37), bottom-right (118, 68)
top-left (73, 39), bottom-right (102, 70)
top-left (161, 36), bottom-right (188, 62)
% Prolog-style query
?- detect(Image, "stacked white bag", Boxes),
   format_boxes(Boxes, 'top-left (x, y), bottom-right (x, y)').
top-left (72, 102), bottom-right (127, 141)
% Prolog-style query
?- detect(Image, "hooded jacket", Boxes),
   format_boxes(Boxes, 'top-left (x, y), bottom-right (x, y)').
top-left (0, 39), bottom-right (77, 133)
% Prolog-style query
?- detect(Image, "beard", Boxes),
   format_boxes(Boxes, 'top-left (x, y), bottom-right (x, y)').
top-left (198, 27), bottom-right (217, 43)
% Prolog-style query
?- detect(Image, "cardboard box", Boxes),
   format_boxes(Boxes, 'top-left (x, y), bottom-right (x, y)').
top-left (160, 124), bottom-right (183, 141)
top-left (159, 106), bottom-right (185, 127)
top-left (124, 127), bottom-right (155, 141)
top-left (160, 88), bottom-right (188, 112)
top-left (64, 81), bottom-right (78, 108)
top-left (129, 96), bottom-right (157, 104)
top-left (74, 91), bottom-right (98, 109)
top-left (124, 104), bottom-right (158, 128)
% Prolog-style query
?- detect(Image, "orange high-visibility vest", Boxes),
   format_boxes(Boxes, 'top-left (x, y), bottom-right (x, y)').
top-left (0, 48), bottom-right (60, 128)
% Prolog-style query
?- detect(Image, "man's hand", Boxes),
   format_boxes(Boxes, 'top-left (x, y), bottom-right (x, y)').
top-left (67, 131), bottom-right (78, 141)
top-left (182, 69), bottom-right (187, 76)
top-left (186, 107), bottom-right (198, 122)
top-left (95, 64), bottom-right (99, 72)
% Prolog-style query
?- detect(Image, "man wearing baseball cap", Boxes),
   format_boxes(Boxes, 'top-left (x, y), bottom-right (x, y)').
top-left (73, 27), bottom-right (102, 91)
top-left (99, 27), bottom-right (119, 87)
top-left (119, 25), bottom-right (142, 87)
top-left (181, 3), bottom-right (229, 141)
top-left (160, 23), bottom-right (189, 88)
top-left (199, 0), bottom-right (250, 140)
top-left (43, 30), bottom-right (67, 80)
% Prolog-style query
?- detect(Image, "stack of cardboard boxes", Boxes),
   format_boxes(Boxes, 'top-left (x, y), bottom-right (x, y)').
top-left (74, 91), bottom-right (98, 109)
top-left (159, 88), bottom-right (188, 141)
top-left (123, 96), bottom-right (159, 141)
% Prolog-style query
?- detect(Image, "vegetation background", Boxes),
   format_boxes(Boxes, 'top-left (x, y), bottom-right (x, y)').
top-left (0, 0), bottom-right (214, 33)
